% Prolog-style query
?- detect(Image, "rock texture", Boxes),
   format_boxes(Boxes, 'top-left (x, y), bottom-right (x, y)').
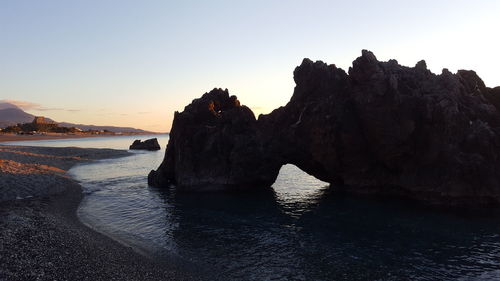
top-left (149, 50), bottom-right (500, 206)
top-left (129, 138), bottom-right (161, 151)
top-left (148, 89), bottom-right (278, 190)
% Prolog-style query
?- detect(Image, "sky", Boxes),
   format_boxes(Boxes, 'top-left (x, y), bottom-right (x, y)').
top-left (1, 0), bottom-right (499, 132)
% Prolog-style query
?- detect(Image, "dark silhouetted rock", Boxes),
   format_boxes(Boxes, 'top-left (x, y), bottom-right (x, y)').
top-left (130, 138), bottom-right (161, 151)
top-left (149, 50), bottom-right (500, 206)
top-left (148, 89), bottom-right (279, 190)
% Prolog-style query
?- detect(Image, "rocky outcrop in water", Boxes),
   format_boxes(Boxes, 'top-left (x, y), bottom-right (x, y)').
top-left (148, 89), bottom-right (279, 190)
top-left (149, 50), bottom-right (500, 206)
top-left (129, 138), bottom-right (161, 151)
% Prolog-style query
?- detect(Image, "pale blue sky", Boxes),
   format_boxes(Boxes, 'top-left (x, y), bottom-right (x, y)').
top-left (1, 0), bottom-right (499, 131)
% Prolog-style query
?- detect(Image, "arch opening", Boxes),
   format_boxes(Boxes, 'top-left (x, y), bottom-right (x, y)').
top-left (271, 164), bottom-right (330, 215)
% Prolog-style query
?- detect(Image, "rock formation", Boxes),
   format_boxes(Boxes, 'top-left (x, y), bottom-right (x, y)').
top-left (129, 138), bottom-right (161, 151)
top-left (149, 50), bottom-right (500, 206)
top-left (147, 89), bottom-right (279, 190)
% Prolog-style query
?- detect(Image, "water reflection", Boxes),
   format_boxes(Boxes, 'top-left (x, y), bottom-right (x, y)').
top-left (272, 164), bottom-right (330, 219)
top-left (154, 187), bottom-right (308, 281)
top-left (149, 181), bottom-right (500, 281)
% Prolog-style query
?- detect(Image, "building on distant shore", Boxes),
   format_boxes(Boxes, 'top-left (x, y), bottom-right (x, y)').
top-left (32, 116), bottom-right (56, 125)
top-left (1, 116), bottom-right (83, 134)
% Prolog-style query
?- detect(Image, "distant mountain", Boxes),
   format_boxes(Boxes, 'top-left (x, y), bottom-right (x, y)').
top-left (0, 102), bottom-right (55, 128)
top-left (0, 102), bottom-right (21, 110)
top-left (0, 107), bottom-right (35, 128)
top-left (0, 102), bottom-right (152, 133)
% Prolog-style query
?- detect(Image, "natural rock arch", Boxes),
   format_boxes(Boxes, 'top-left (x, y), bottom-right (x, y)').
top-left (149, 50), bottom-right (500, 206)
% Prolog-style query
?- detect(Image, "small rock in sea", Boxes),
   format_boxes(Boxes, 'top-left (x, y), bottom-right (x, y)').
top-left (129, 138), bottom-right (161, 151)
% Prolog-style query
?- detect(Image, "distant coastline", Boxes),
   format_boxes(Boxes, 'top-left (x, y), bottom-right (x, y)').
top-left (0, 132), bottom-right (166, 143)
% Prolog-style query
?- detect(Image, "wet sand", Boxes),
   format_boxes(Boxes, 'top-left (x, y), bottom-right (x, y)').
top-left (0, 145), bottom-right (203, 281)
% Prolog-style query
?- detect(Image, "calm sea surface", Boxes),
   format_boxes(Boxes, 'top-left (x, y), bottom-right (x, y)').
top-left (6, 135), bottom-right (500, 280)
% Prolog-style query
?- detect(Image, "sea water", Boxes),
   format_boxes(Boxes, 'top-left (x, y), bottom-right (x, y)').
top-left (6, 135), bottom-right (500, 280)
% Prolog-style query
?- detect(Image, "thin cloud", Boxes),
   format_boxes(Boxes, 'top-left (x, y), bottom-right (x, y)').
top-left (0, 99), bottom-right (80, 112)
top-left (0, 99), bottom-right (40, 110)
top-left (35, 107), bottom-right (63, 111)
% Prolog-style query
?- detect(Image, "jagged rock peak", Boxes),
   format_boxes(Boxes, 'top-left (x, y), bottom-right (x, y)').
top-left (183, 88), bottom-right (241, 119)
top-left (415, 60), bottom-right (427, 70)
top-left (361, 49), bottom-right (378, 62)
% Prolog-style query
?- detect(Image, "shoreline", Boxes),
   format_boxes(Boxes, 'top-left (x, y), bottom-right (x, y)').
top-left (0, 132), bottom-right (165, 143)
top-left (0, 145), bottom-right (203, 281)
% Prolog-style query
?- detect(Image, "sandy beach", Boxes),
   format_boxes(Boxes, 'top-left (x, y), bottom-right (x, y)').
top-left (0, 145), bottom-right (203, 281)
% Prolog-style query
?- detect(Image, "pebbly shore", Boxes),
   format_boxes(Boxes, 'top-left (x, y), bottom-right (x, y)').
top-left (0, 145), bottom-right (205, 281)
